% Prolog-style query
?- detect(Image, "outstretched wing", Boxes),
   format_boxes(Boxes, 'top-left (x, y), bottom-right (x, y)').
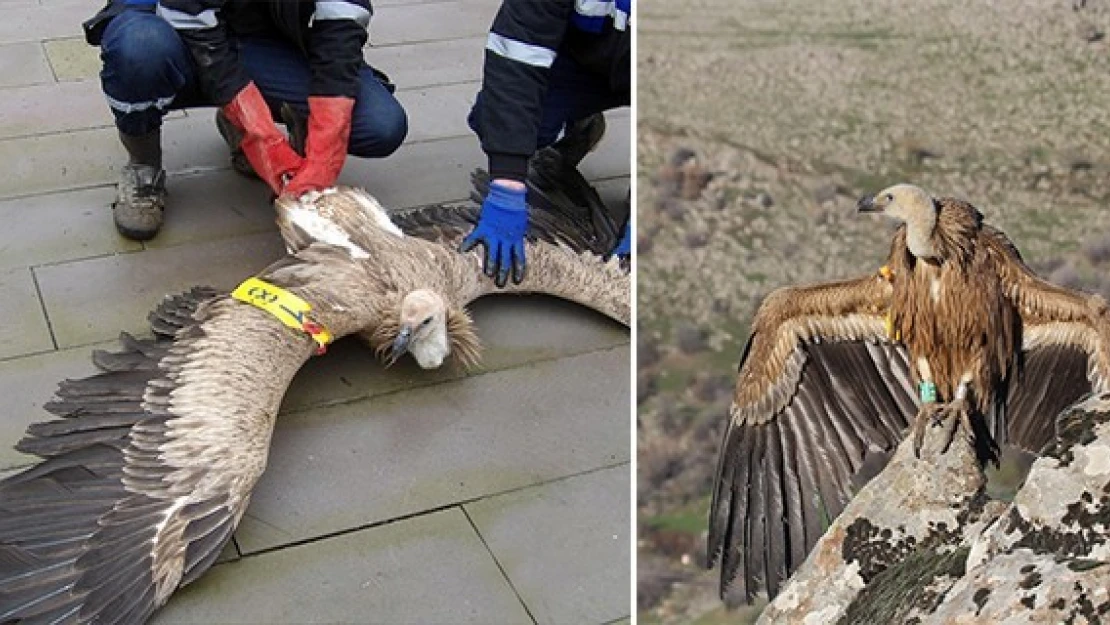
top-left (0, 278), bottom-right (323, 621)
top-left (707, 274), bottom-right (918, 605)
top-left (274, 186), bottom-right (629, 326)
top-left (986, 230), bottom-right (1110, 452)
top-left (392, 183), bottom-right (630, 326)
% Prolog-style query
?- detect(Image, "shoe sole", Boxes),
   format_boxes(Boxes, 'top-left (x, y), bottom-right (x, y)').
top-left (114, 221), bottom-right (160, 241)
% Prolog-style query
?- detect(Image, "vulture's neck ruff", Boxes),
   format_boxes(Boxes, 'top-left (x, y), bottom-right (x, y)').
top-left (369, 296), bottom-right (482, 371)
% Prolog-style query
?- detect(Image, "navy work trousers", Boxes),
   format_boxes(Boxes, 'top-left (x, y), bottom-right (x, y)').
top-left (99, 8), bottom-right (408, 158)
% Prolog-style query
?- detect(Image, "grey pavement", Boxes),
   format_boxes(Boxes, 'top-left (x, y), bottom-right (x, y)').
top-left (0, 0), bottom-right (631, 622)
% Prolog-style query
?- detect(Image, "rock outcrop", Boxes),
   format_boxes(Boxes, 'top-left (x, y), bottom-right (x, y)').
top-left (758, 392), bottom-right (1110, 624)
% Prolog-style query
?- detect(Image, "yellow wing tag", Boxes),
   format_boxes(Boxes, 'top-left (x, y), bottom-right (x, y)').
top-left (231, 277), bottom-right (333, 354)
top-left (885, 310), bottom-right (901, 342)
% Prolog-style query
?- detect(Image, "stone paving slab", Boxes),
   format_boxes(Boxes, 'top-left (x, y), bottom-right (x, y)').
top-left (281, 295), bottom-right (628, 414)
top-left (466, 464), bottom-right (631, 625)
top-left (398, 81), bottom-right (478, 143)
top-left (235, 346), bottom-right (629, 554)
top-left (0, 78), bottom-right (182, 140)
top-left (369, 35), bottom-right (484, 90)
top-left (37, 0), bottom-right (106, 7)
top-left (42, 36), bottom-right (99, 82)
top-left (373, 0), bottom-right (497, 47)
top-left (37, 33), bottom-right (478, 97)
top-left (0, 80), bottom-right (113, 139)
top-left (141, 169), bottom-right (280, 249)
top-left (0, 42), bottom-right (54, 88)
top-left (0, 125), bottom-right (124, 200)
top-left (0, 267), bottom-right (53, 360)
top-left (153, 133), bottom-right (623, 248)
top-left (0, 186), bottom-right (140, 272)
top-left (0, 78), bottom-right (625, 205)
top-left (154, 508), bottom-right (532, 624)
top-left (0, 339), bottom-right (108, 470)
top-left (35, 231), bottom-right (286, 349)
top-left (0, 6), bottom-right (87, 44)
top-left (341, 111), bottom-right (631, 209)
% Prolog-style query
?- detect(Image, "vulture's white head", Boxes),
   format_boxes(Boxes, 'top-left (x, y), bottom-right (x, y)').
top-left (389, 289), bottom-right (449, 369)
top-left (857, 183), bottom-right (938, 258)
top-left (370, 289), bottom-right (482, 370)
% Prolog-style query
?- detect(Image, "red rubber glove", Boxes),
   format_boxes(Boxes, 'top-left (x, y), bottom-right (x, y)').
top-left (283, 96), bottom-right (355, 197)
top-left (221, 82), bottom-right (303, 194)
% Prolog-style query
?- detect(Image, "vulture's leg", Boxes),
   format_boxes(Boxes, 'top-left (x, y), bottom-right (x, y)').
top-left (912, 398), bottom-right (971, 458)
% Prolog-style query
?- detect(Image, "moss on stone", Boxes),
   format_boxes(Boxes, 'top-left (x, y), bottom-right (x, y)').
top-left (837, 547), bottom-right (969, 625)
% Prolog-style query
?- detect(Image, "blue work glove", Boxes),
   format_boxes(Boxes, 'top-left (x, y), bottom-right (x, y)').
top-left (460, 180), bottom-right (529, 287)
top-left (611, 222), bottom-right (631, 258)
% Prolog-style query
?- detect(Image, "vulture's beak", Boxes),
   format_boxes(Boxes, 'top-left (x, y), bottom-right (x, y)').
top-left (856, 195), bottom-right (880, 213)
top-left (387, 325), bottom-right (413, 367)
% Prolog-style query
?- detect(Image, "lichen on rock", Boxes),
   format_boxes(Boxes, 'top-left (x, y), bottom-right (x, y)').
top-left (758, 393), bottom-right (1110, 624)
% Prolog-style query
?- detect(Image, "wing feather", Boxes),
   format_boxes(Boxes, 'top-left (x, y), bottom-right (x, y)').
top-left (709, 419), bottom-right (752, 601)
top-left (0, 281), bottom-right (318, 622)
top-left (744, 429), bottom-right (767, 599)
top-left (763, 421), bottom-right (788, 597)
top-left (1008, 325), bottom-right (1104, 452)
top-left (709, 275), bottom-right (919, 604)
top-left (777, 418), bottom-right (807, 573)
top-left (986, 231), bottom-right (1110, 452)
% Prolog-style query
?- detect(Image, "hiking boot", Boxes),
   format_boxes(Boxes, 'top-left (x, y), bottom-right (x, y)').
top-left (215, 109), bottom-right (259, 179)
top-left (113, 164), bottom-right (166, 241)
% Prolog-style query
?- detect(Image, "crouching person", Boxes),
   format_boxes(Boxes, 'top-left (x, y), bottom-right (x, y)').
top-left (463, 0), bottom-right (632, 287)
top-left (84, 0), bottom-right (408, 240)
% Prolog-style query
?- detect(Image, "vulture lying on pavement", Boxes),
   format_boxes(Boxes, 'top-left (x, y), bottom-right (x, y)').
top-left (707, 183), bottom-right (1110, 605)
top-left (0, 186), bottom-right (629, 623)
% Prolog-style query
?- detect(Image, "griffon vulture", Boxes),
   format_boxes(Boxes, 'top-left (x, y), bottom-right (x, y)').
top-left (0, 187), bottom-right (629, 623)
top-left (707, 183), bottom-right (1110, 604)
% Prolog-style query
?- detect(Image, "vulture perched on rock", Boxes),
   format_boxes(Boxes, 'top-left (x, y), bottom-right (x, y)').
top-left (707, 183), bottom-right (1110, 605)
top-left (0, 185), bottom-right (628, 623)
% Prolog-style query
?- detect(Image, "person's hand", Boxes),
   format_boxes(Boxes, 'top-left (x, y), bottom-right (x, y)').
top-left (460, 179), bottom-right (529, 287)
top-left (220, 82), bottom-right (303, 194)
top-left (284, 96), bottom-right (355, 197)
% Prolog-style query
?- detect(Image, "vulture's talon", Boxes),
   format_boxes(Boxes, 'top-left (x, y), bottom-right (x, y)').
top-left (912, 399), bottom-right (971, 458)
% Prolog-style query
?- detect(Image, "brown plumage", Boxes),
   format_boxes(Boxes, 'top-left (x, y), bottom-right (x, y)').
top-left (707, 183), bottom-right (1110, 605)
top-left (0, 184), bottom-right (629, 623)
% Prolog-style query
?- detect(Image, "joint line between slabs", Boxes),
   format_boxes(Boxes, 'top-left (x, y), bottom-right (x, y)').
top-left (228, 461), bottom-right (629, 560)
top-left (461, 505), bottom-right (538, 625)
top-left (29, 266), bottom-right (58, 351)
